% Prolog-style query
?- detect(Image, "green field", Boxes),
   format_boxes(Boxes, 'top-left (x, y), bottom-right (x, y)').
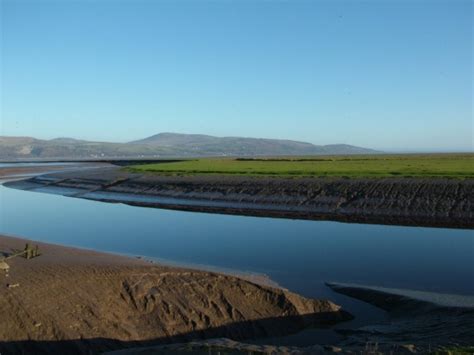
top-left (127, 154), bottom-right (474, 178)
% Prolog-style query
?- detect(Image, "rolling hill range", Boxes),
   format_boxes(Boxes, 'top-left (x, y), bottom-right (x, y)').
top-left (0, 133), bottom-right (379, 159)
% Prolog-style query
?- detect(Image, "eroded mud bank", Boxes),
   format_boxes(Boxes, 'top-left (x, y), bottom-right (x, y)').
top-left (328, 282), bottom-right (474, 351)
top-left (6, 167), bottom-right (473, 229)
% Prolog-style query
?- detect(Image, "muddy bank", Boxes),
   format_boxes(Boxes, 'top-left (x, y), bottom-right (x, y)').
top-left (6, 167), bottom-right (473, 228)
top-left (104, 283), bottom-right (474, 354)
top-left (0, 235), bottom-right (350, 355)
top-left (328, 283), bottom-right (474, 351)
top-left (104, 337), bottom-right (421, 354)
top-left (0, 162), bottom-right (108, 182)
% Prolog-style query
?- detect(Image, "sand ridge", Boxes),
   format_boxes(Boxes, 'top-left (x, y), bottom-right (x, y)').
top-left (0, 235), bottom-right (350, 354)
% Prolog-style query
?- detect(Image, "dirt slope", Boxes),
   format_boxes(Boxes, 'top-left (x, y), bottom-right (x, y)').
top-left (8, 168), bottom-right (473, 228)
top-left (0, 235), bottom-right (349, 354)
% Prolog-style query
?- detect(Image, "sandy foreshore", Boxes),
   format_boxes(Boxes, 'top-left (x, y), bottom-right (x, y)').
top-left (0, 235), bottom-right (350, 354)
top-left (7, 166), bottom-right (473, 228)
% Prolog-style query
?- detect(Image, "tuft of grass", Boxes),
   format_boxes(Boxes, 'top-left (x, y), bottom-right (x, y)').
top-left (126, 153), bottom-right (474, 179)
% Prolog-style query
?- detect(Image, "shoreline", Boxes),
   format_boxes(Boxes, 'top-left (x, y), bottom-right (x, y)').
top-left (0, 162), bottom-right (108, 182)
top-left (1, 164), bottom-right (473, 353)
top-left (327, 282), bottom-right (474, 309)
top-left (0, 234), bottom-right (351, 354)
top-left (2, 234), bottom-right (472, 354)
top-left (327, 282), bottom-right (474, 351)
top-left (6, 166), bottom-right (473, 229)
top-left (0, 231), bottom-right (282, 290)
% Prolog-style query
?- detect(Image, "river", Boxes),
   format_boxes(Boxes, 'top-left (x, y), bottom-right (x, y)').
top-left (0, 163), bottom-right (473, 345)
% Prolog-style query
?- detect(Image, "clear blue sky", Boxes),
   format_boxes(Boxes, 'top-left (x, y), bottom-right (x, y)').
top-left (1, 0), bottom-right (472, 152)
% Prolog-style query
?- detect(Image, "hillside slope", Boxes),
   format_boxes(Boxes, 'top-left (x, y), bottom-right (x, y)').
top-left (0, 133), bottom-right (378, 159)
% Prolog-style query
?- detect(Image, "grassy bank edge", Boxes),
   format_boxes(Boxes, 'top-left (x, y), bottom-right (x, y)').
top-left (125, 154), bottom-right (474, 179)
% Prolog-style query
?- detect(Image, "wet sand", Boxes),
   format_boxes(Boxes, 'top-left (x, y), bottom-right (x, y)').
top-left (0, 162), bottom-right (107, 182)
top-left (0, 165), bottom-right (72, 180)
top-left (104, 283), bottom-right (474, 354)
top-left (328, 282), bottom-right (474, 351)
top-left (0, 235), bottom-right (350, 354)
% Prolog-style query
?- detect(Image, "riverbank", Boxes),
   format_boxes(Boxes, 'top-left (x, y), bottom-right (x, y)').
top-left (328, 283), bottom-right (474, 352)
top-left (7, 166), bottom-right (473, 228)
top-left (104, 282), bottom-right (474, 354)
top-left (0, 234), bottom-right (350, 355)
top-left (0, 162), bottom-right (107, 182)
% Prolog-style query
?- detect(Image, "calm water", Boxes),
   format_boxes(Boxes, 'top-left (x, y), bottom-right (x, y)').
top-left (0, 162), bottom-right (80, 167)
top-left (1, 168), bottom-right (473, 342)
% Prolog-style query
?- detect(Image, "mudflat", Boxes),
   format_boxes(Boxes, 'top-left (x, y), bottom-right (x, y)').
top-left (0, 165), bottom-right (72, 180)
top-left (0, 235), bottom-right (349, 355)
top-left (0, 162), bottom-right (106, 182)
top-left (327, 282), bottom-right (474, 351)
top-left (9, 166), bottom-right (473, 228)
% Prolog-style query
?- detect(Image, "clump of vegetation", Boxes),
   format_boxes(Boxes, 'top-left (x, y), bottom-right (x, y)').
top-left (23, 243), bottom-right (41, 259)
top-left (127, 153), bottom-right (474, 179)
top-left (434, 346), bottom-right (474, 355)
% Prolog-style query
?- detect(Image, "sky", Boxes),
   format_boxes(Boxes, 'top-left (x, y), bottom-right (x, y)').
top-left (1, 0), bottom-right (472, 152)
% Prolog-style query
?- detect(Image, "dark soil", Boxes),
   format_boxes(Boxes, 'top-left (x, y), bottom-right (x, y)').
top-left (6, 167), bottom-right (473, 229)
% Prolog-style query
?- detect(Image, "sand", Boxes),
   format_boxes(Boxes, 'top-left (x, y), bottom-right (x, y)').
top-left (0, 235), bottom-right (350, 354)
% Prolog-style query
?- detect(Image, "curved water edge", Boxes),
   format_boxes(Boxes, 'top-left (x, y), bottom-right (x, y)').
top-left (0, 161), bottom-right (109, 182)
top-left (327, 282), bottom-right (474, 350)
top-left (328, 282), bottom-right (474, 309)
top-left (1, 163), bottom-right (473, 348)
top-left (7, 165), bottom-right (474, 229)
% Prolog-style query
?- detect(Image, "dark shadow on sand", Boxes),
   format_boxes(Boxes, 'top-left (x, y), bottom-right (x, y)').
top-left (0, 312), bottom-right (351, 355)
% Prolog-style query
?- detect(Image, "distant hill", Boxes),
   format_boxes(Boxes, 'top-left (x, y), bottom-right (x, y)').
top-left (131, 133), bottom-right (379, 156)
top-left (131, 133), bottom-right (221, 146)
top-left (0, 133), bottom-right (380, 159)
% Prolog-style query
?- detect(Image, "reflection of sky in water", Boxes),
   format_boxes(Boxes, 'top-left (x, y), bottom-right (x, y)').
top-left (1, 184), bottom-right (472, 300)
top-left (0, 162), bottom-right (79, 168)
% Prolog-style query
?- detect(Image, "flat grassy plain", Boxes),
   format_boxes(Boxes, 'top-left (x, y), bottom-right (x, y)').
top-left (128, 153), bottom-right (474, 178)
